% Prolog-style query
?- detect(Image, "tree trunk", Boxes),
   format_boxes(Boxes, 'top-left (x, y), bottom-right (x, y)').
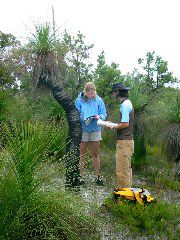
top-left (31, 52), bottom-right (82, 186)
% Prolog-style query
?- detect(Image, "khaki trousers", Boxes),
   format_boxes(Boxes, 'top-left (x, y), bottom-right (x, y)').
top-left (116, 139), bottom-right (134, 188)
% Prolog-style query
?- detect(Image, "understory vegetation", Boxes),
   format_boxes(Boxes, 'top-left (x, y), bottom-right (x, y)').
top-left (0, 25), bottom-right (179, 239)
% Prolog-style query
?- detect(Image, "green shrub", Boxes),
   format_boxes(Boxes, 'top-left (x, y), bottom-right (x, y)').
top-left (132, 137), bottom-right (147, 169)
top-left (0, 153), bottom-right (99, 239)
top-left (4, 92), bottom-right (66, 125)
top-left (105, 195), bottom-right (179, 239)
top-left (0, 89), bottom-right (14, 122)
top-left (0, 121), bottom-right (99, 239)
top-left (142, 145), bottom-right (180, 190)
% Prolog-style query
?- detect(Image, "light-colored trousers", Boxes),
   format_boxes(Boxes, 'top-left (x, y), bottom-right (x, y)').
top-left (116, 139), bottom-right (134, 188)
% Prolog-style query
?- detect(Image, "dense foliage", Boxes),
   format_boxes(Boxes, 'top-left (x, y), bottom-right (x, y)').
top-left (0, 26), bottom-right (179, 239)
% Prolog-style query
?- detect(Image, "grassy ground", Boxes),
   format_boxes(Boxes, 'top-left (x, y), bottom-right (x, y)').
top-left (1, 126), bottom-right (179, 239)
top-left (35, 140), bottom-right (179, 240)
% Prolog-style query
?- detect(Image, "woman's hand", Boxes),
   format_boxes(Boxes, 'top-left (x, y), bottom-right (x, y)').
top-left (95, 115), bottom-right (100, 120)
top-left (104, 121), bottom-right (111, 130)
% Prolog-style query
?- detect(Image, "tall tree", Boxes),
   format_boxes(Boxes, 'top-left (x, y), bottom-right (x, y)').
top-left (62, 31), bottom-right (94, 97)
top-left (0, 31), bottom-right (19, 50)
top-left (0, 31), bottom-right (20, 89)
top-left (138, 51), bottom-right (176, 93)
top-left (94, 51), bottom-right (122, 106)
top-left (30, 23), bottom-right (82, 187)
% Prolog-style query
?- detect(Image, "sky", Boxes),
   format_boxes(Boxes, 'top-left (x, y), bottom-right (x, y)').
top-left (1, 0), bottom-right (180, 81)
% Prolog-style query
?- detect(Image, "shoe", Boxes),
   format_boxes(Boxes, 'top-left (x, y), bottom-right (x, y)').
top-left (95, 175), bottom-right (104, 186)
top-left (79, 176), bottom-right (85, 185)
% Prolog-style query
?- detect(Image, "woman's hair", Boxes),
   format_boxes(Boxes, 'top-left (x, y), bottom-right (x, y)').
top-left (84, 82), bottom-right (97, 99)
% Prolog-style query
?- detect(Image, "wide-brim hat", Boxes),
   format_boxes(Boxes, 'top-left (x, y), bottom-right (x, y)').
top-left (110, 82), bottom-right (131, 93)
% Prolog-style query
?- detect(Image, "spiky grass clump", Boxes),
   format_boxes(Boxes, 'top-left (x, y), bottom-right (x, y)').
top-left (129, 81), bottom-right (149, 111)
top-left (161, 90), bottom-right (180, 163)
top-left (29, 23), bottom-right (54, 53)
top-left (0, 122), bottom-right (99, 239)
top-left (0, 152), bottom-right (99, 240)
top-left (162, 123), bottom-right (180, 163)
top-left (167, 91), bottom-right (180, 123)
top-left (139, 87), bottom-right (179, 163)
top-left (3, 122), bottom-right (52, 198)
top-left (129, 81), bottom-right (150, 168)
top-left (142, 145), bottom-right (180, 190)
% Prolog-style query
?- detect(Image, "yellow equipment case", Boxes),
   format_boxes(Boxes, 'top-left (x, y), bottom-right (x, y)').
top-left (114, 188), bottom-right (156, 205)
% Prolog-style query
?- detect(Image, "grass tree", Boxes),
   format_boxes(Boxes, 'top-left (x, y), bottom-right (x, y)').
top-left (142, 86), bottom-right (179, 164)
top-left (160, 89), bottom-right (180, 163)
top-left (30, 23), bottom-right (82, 187)
top-left (127, 51), bottom-right (178, 169)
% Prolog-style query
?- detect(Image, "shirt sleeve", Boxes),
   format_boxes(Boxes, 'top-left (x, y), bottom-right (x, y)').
top-left (120, 104), bottom-right (131, 123)
top-left (75, 98), bottom-right (80, 111)
top-left (98, 99), bottom-right (107, 121)
top-left (75, 98), bottom-right (84, 123)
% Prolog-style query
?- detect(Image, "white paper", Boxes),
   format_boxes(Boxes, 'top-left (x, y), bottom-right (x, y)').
top-left (97, 119), bottom-right (118, 128)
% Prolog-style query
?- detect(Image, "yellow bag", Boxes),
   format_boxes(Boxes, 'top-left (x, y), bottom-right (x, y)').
top-left (114, 188), bottom-right (156, 205)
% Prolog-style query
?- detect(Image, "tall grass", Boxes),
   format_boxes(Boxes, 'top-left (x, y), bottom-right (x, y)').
top-left (143, 88), bottom-right (179, 163)
top-left (4, 122), bottom-right (48, 198)
top-left (162, 90), bottom-right (180, 163)
top-left (129, 81), bottom-right (149, 168)
top-left (0, 122), bottom-right (99, 239)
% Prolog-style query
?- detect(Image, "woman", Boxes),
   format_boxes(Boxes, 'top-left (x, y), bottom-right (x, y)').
top-left (75, 82), bottom-right (107, 185)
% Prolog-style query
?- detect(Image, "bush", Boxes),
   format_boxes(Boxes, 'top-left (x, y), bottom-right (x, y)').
top-left (0, 154), bottom-right (99, 239)
top-left (0, 121), bottom-right (99, 239)
top-left (105, 195), bottom-right (180, 239)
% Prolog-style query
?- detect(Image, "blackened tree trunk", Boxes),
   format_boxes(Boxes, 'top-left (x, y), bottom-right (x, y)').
top-left (31, 52), bottom-right (82, 186)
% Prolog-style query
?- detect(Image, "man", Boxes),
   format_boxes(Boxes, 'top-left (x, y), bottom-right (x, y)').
top-left (110, 82), bottom-right (134, 189)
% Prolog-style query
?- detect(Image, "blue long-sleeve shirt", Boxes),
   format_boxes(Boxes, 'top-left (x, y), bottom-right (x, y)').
top-left (75, 93), bottom-right (107, 132)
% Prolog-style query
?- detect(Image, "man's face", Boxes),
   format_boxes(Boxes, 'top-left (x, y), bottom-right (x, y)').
top-left (112, 90), bottom-right (119, 99)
